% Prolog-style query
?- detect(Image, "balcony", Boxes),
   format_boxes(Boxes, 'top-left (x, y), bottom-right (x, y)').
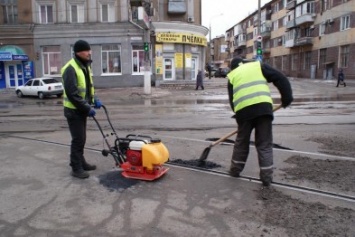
top-left (286, 0), bottom-right (296, 10)
top-left (285, 38), bottom-right (296, 48)
top-left (236, 40), bottom-right (246, 49)
top-left (296, 36), bottom-right (313, 46)
top-left (295, 13), bottom-right (315, 26)
top-left (286, 19), bottom-right (296, 29)
top-left (260, 20), bottom-right (272, 38)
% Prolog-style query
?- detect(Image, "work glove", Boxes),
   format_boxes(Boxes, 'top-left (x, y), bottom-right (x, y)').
top-left (94, 98), bottom-right (102, 109)
top-left (88, 109), bottom-right (96, 117)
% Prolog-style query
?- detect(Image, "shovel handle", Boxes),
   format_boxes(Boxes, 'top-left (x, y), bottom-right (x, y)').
top-left (211, 104), bottom-right (282, 148)
top-left (211, 130), bottom-right (238, 147)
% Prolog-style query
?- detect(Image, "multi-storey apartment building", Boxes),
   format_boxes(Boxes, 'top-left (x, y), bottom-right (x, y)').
top-left (224, 0), bottom-right (355, 80)
top-left (0, 0), bottom-right (208, 89)
top-left (208, 35), bottom-right (228, 68)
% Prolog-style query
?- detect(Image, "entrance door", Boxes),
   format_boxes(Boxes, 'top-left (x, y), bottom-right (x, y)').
top-left (163, 58), bottom-right (174, 81)
top-left (191, 58), bottom-right (198, 80)
top-left (6, 63), bottom-right (23, 88)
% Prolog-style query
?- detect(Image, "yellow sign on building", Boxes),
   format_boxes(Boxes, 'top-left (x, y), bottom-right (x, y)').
top-left (156, 33), bottom-right (207, 46)
top-left (175, 53), bottom-right (183, 68)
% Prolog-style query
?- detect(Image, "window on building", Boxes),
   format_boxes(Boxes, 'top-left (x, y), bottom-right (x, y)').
top-left (273, 19), bottom-right (279, 30)
top-left (282, 55), bottom-right (287, 71)
top-left (42, 46), bottom-right (61, 75)
top-left (1, 0), bottom-right (18, 24)
top-left (304, 51), bottom-right (311, 70)
top-left (319, 22), bottom-right (326, 35)
top-left (319, 48), bottom-right (327, 67)
top-left (340, 45), bottom-right (349, 68)
top-left (274, 2), bottom-right (279, 13)
top-left (40, 5), bottom-right (54, 23)
top-left (291, 53), bottom-right (298, 71)
top-left (303, 1), bottom-right (315, 14)
top-left (132, 46), bottom-right (144, 74)
top-left (70, 3), bottom-right (84, 23)
top-left (101, 44), bottom-right (121, 74)
top-left (168, 0), bottom-right (186, 14)
top-left (100, 3), bottom-right (114, 22)
top-left (322, 0), bottom-right (330, 11)
top-left (304, 27), bottom-right (312, 37)
top-left (340, 15), bottom-right (350, 31)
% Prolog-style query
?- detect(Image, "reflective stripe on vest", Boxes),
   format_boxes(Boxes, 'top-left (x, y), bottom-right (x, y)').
top-left (227, 61), bottom-right (272, 112)
top-left (61, 58), bottom-right (94, 109)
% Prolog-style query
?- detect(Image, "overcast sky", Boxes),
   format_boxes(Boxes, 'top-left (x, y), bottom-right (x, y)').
top-left (202, 0), bottom-right (271, 39)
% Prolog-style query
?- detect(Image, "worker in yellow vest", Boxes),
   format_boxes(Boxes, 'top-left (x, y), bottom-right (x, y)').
top-left (227, 57), bottom-right (293, 186)
top-left (62, 40), bottom-right (102, 179)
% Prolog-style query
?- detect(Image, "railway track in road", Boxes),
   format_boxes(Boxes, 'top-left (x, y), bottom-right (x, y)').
top-left (9, 135), bottom-right (355, 203)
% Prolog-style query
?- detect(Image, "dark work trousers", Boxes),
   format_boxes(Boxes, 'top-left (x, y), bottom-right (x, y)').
top-left (65, 108), bottom-right (87, 171)
top-left (231, 115), bottom-right (273, 182)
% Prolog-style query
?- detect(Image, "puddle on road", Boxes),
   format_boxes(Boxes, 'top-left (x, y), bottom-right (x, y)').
top-left (0, 103), bottom-right (22, 109)
top-left (105, 93), bottom-right (355, 106)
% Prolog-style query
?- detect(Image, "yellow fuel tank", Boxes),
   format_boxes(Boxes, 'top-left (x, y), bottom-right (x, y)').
top-left (142, 142), bottom-right (169, 171)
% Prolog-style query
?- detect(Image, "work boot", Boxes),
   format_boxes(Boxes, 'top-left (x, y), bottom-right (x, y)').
top-left (83, 162), bottom-right (97, 171)
top-left (261, 176), bottom-right (272, 187)
top-left (229, 167), bottom-right (240, 177)
top-left (71, 170), bottom-right (90, 179)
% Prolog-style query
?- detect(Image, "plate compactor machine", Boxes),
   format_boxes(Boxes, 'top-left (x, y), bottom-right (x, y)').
top-left (92, 105), bottom-right (169, 181)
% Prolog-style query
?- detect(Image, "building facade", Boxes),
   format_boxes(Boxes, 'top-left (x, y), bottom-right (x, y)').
top-left (223, 0), bottom-right (355, 80)
top-left (0, 0), bottom-right (208, 89)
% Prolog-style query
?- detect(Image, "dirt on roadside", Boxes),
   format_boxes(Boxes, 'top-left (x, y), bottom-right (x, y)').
top-left (280, 155), bottom-right (355, 193)
top-left (307, 135), bottom-right (355, 158)
top-left (256, 187), bottom-right (355, 237)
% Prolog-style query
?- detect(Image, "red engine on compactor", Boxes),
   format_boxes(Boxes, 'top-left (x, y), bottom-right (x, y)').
top-left (92, 105), bottom-right (170, 181)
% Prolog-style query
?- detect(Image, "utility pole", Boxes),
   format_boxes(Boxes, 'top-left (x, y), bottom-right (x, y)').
top-left (258, 0), bottom-right (261, 35)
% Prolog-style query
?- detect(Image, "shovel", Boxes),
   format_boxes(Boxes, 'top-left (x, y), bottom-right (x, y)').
top-left (198, 104), bottom-right (282, 163)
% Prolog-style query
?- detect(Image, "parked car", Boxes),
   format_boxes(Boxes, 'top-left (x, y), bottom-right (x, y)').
top-left (214, 67), bottom-right (231, 78)
top-left (16, 77), bottom-right (63, 99)
top-left (204, 67), bottom-right (217, 78)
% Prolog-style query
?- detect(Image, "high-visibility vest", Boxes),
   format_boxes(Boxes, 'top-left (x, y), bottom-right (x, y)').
top-left (227, 61), bottom-right (272, 112)
top-left (61, 58), bottom-right (94, 109)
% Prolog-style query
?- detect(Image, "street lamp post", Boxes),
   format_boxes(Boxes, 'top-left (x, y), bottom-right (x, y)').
top-left (208, 13), bottom-right (223, 66)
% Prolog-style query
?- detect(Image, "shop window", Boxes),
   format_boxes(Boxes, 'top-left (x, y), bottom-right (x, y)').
top-left (132, 46), bottom-right (144, 74)
top-left (1, 0), bottom-right (18, 24)
top-left (101, 44), bottom-right (121, 74)
top-left (168, 0), bottom-right (186, 14)
top-left (39, 4), bottom-right (54, 23)
top-left (42, 46), bottom-right (61, 76)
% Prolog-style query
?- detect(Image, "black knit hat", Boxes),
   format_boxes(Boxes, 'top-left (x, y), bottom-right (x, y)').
top-left (73, 40), bottom-right (91, 53)
top-left (230, 57), bottom-right (244, 70)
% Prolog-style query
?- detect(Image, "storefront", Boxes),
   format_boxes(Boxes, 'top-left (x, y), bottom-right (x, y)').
top-left (0, 45), bottom-right (34, 89)
top-left (152, 22), bottom-right (208, 85)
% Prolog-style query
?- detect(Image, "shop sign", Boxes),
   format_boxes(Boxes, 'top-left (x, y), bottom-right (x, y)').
top-left (155, 45), bottom-right (163, 74)
top-left (175, 53), bottom-right (183, 68)
top-left (13, 55), bottom-right (29, 61)
top-left (156, 33), bottom-right (207, 46)
top-left (0, 52), bottom-right (12, 61)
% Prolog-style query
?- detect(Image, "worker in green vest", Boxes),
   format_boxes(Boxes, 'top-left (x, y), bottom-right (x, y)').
top-left (62, 40), bottom-right (102, 179)
top-left (227, 57), bottom-right (293, 186)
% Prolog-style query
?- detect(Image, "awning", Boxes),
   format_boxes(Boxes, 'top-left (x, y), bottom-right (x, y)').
top-left (0, 45), bottom-right (29, 61)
